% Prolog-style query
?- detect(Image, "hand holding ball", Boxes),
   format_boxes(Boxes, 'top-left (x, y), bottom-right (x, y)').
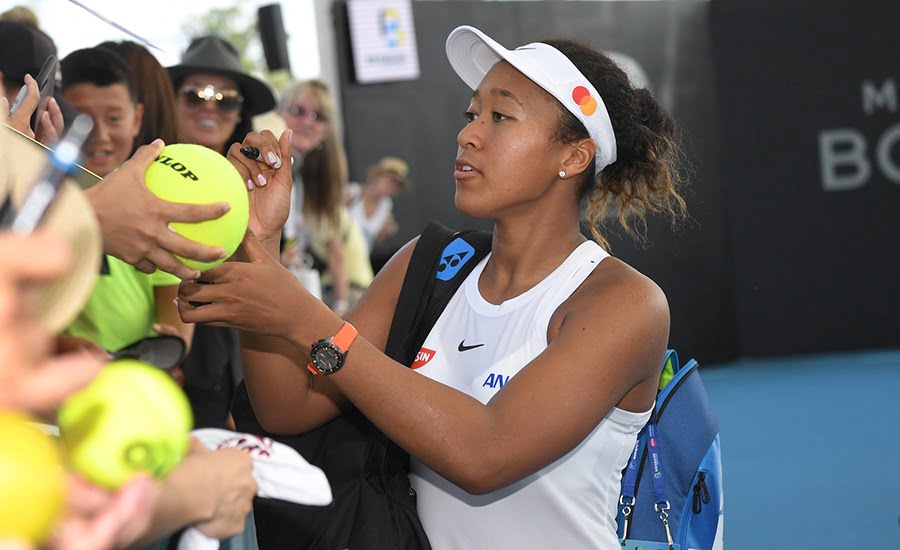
top-left (145, 143), bottom-right (249, 271)
top-left (57, 359), bottom-right (193, 490)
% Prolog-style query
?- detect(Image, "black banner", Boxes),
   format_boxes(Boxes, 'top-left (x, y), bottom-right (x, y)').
top-left (711, 0), bottom-right (900, 355)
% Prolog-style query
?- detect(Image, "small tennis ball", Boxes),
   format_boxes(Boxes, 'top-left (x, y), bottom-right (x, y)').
top-left (57, 359), bottom-right (193, 490)
top-left (145, 143), bottom-right (250, 271)
top-left (0, 411), bottom-right (66, 544)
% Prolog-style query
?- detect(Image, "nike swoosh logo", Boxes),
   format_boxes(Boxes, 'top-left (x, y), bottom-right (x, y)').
top-left (458, 340), bottom-right (485, 352)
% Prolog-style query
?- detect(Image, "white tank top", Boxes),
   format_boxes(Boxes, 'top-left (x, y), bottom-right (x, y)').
top-left (409, 241), bottom-right (652, 549)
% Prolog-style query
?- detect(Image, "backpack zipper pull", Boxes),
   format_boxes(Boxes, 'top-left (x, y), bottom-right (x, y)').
top-left (692, 472), bottom-right (711, 514)
top-left (698, 472), bottom-right (711, 504)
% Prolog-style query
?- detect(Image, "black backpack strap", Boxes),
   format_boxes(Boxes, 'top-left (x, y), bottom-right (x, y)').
top-left (406, 229), bottom-right (491, 356)
top-left (386, 223), bottom-right (492, 367)
top-left (384, 221), bottom-right (459, 362)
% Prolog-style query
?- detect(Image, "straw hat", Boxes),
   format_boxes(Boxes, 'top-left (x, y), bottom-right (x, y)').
top-left (366, 156), bottom-right (411, 190)
top-left (167, 36), bottom-right (276, 116)
top-left (0, 123), bottom-right (102, 334)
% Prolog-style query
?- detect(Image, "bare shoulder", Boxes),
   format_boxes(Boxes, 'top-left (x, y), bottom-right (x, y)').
top-left (590, 257), bottom-right (667, 311)
top-left (556, 255), bottom-right (668, 317)
top-left (549, 256), bottom-right (670, 379)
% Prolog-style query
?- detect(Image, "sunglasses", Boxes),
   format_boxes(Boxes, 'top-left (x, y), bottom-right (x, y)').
top-left (285, 104), bottom-right (328, 123)
top-left (179, 84), bottom-right (244, 113)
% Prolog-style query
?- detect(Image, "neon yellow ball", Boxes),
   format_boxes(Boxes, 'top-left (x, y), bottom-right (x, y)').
top-left (145, 143), bottom-right (249, 271)
top-left (58, 359), bottom-right (193, 489)
top-left (0, 411), bottom-right (66, 544)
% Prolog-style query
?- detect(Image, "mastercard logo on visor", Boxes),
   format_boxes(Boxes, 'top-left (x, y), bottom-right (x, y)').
top-left (572, 86), bottom-right (598, 116)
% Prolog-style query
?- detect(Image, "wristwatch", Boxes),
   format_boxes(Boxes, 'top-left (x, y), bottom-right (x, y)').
top-left (306, 322), bottom-right (359, 376)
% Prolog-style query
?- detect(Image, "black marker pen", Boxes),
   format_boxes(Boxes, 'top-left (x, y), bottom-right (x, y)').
top-left (240, 145), bottom-right (263, 162)
top-left (240, 145), bottom-right (282, 169)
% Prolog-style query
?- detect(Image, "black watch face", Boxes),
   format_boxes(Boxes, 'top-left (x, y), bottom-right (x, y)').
top-left (311, 342), bottom-right (344, 375)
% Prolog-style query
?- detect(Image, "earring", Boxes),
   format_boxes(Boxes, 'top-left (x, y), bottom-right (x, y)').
top-left (558, 170), bottom-right (566, 178)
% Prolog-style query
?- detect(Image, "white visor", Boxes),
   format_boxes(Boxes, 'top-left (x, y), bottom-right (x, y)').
top-left (446, 25), bottom-right (617, 174)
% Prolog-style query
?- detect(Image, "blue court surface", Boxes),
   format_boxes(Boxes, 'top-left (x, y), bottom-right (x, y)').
top-left (701, 348), bottom-right (900, 549)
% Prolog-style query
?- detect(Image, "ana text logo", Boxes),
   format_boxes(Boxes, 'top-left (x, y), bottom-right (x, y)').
top-left (482, 372), bottom-right (510, 389)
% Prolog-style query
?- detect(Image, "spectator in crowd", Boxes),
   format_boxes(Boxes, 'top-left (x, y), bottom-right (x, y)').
top-left (278, 79), bottom-right (372, 315)
top-left (0, 231), bottom-right (161, 550)
top-left (95, 40), bottom-right (190, 364)
top-left (60, 46), bottom-right (192, 355)
top-left (167, 35), bottom-right (276, 429)
top-left (0, 20), bottom-right (65, 145)
top-left (346, 156), bottom-right (411, 251)
top-left (169, 35), bottom-right (274, 157)
top-left (99, 40), bottom-right (180, 147)
top-left (0, 228), bottom-right (255, 550)
top-left (0, 5), bottom-right (41, 28)
top-left (1, 25), bottom-right (230, 280)
top-left (2, 59), bottom-right (258, 548)
top-left (345, 155), bottom-right (411, 272)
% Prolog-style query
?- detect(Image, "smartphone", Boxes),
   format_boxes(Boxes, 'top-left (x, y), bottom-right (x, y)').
top-left (7, 55), bottom-right (58, 133)
top-left (4, 114), bottom-right (93, 233)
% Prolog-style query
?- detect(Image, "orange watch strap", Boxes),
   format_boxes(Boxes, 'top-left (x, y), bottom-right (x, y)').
top-left (332, 321), bottom-right (359, 352)
top-left (307, 322), bottom-right (359, 376)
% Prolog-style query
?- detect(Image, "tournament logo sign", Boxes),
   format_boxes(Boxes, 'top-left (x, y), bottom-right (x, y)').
top-left (347, 0), bottom-right (420, 84)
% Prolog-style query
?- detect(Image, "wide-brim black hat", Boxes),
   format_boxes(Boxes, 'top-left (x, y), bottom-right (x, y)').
top-left (168, 35), bottom-right (276, 116)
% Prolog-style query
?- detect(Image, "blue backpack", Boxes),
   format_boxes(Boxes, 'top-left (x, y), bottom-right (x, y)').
top-left (617, 350), bottom-right (724, 550)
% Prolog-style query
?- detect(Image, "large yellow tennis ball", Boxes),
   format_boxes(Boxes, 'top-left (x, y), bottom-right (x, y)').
top-left (0, 411), bottom-right (66, 544)
top-left (145, 143), bottom-right (249, 271)
top-left (57, 359), bottom-right (193, 490)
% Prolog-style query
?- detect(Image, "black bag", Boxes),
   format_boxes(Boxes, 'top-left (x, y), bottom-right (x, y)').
top-left (232, 222), bottom-right (491, 549)
top-left (183, 325), bottom-right (243, 429)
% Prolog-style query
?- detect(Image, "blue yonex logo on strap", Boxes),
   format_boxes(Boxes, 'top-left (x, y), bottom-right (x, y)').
top-left (436, 237), bottom-right (476, 281)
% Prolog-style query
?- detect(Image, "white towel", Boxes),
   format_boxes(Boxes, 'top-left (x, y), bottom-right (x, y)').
top-left (177, 429), bottom-right (332, 550)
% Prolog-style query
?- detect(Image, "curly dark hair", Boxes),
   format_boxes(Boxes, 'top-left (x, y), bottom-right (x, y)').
top-left (543, 38), bottom-right (687, 250)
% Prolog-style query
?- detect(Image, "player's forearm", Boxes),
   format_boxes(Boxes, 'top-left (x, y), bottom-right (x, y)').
top-left (239, 330), bottom-right (342, 434)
